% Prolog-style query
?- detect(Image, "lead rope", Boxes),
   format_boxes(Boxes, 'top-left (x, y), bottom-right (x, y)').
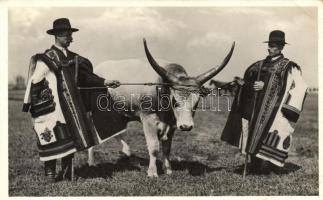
top-left (77, 80), bottom-right (237, 98)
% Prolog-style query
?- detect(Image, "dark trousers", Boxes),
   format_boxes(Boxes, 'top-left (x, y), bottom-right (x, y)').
top-left (44, 154), bottom-right (74, 181)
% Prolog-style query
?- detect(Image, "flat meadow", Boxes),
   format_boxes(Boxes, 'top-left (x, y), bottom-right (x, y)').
top-left (8, 90), bottom-right (318, 196)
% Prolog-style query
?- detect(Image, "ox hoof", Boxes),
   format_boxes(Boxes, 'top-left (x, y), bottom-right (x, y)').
top-left (147, 170), bottom-right (158, 178)
top-left (147, 173), bottom-right (158, 178)
top-left (88, 162), bottom-right (97, 167)
top-left (160, 135), bottom-right (168, 141)
top-left (122, 149), bottom-right (131, 157)
top-left (119, 151), bottom-right (131, 158)
top-left (166, 168), bottom-right (173, 175)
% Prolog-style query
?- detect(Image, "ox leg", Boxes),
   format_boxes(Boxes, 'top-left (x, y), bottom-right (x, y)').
top-left (114, 134), bottom-right (131, 157)
top-left (141, 114), bottom-right (160, 177)
top-left (88, 146), bottom-right (96, 166)
top-left (162, 128), bottom-right (175, 175)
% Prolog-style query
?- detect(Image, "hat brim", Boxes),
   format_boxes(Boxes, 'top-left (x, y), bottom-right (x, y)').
top-left (263, 41), bottom-right (288, 45)
top-left (47, 28), bottom-right (79, 35)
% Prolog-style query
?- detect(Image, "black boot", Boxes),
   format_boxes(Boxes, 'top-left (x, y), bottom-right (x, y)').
top-left (44, 160), bottom-right (56, 183)
top-left (249, 156), bottom-right (272, 175)
top-left (60, 154), bottom-right (74, 181)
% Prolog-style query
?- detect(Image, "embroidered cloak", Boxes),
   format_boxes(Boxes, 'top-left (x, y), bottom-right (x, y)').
top-left (23, 46), bottom-right (106, 161)
top-left (221, 55), bottom-right (308, 166)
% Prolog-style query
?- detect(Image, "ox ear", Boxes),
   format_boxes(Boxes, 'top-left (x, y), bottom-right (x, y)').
top-left (196, 42), bottom-right (235, 85)
top-left (143, 38), bottom-right (178, 83)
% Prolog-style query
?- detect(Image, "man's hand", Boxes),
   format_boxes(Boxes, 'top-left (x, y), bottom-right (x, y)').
top-left (253, 81), bottom-right (264, 91)
top-left (104, 80), bottom-right (121, 88)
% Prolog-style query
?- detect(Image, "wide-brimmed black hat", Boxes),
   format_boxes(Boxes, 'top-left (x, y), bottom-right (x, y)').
top-left (263, 30), bottom-right (288, 45)
top-left (47, 18), bottom-right (79, 35)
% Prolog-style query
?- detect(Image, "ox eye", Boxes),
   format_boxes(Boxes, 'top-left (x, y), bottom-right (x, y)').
top-left (172, 97), bottom-right (180, 108)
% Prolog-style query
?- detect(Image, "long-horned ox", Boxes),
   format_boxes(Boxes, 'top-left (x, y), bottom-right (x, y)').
top-left (89, 39), bottom-right (235, 177)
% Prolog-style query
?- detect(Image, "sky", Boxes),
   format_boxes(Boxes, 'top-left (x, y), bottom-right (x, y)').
top-left (8, 6), bottom-right (318, 87)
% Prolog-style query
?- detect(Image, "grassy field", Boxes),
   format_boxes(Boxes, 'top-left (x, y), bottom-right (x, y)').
top-left (8, 90), bottom-right (318, 196)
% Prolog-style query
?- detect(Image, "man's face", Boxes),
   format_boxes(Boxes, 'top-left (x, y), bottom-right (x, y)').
top-left (55, 31), bottom-right (73, 48)
top-left (267, 43), bottom-right (284, 57)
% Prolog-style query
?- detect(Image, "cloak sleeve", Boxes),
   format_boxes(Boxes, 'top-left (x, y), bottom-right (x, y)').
top-left (76, 57), bottom-right (106, 112)
top-left (78, 57), bottom-right (105, 87)
top-left (220, 61), bottom-right (262, 146)
top-left (281, 66), bottom-right (308, 123)
top-left (238, 62), bottom-right (260, 120)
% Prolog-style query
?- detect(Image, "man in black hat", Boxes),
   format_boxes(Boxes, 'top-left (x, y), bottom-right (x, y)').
top-left (23, 18), bottom-right (120, 182)
top-left (221, 30), bottom-right (308, 174)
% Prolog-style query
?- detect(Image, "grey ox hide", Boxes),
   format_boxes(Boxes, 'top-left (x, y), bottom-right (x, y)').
top-left (88, 39), bottom-right (235, 177)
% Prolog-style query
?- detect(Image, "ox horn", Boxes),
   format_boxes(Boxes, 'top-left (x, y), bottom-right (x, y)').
top-left (196, 42), bottom-right (235, 85)
top-left (143, 38), bottom-right (178, 83)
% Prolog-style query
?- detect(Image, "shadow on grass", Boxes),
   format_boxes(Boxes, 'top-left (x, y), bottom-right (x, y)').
top-left (75, 155), bottom-right (142, 179)
top-left (75, 154), bottom-right (218, 178)
top-left (233, 162), bottom-right (302, 176)
top-left (169, 160), bottom-right (217, 176)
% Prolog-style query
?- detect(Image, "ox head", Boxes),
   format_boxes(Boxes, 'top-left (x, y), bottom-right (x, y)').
top-left (143, 39), bottom-right (235, 131)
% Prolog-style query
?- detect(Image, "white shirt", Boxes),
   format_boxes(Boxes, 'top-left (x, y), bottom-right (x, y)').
top-left (54, 44), bottom-right (67, 57)
top-left (270, 54), bottom-right (282, 62)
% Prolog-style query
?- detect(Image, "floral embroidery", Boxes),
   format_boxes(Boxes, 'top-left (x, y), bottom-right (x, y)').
top-left (40, 128), bottom-right (53, 142)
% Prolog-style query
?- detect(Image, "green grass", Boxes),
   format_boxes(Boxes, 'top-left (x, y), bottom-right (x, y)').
top-left (8, 91), bottom-right (318, 196)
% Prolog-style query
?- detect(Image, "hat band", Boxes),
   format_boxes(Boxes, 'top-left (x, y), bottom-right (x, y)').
top-left (269, 36), bottom-right (285, 42)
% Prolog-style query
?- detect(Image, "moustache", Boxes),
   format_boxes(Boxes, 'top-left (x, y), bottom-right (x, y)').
top-left (268, 48), bottom-right (276, 53)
